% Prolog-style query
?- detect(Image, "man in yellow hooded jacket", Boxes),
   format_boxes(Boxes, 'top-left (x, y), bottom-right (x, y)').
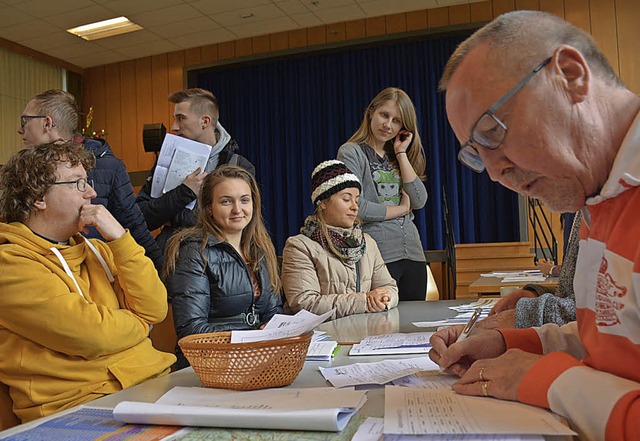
top-left (0, 141), bottom-right (176, 423)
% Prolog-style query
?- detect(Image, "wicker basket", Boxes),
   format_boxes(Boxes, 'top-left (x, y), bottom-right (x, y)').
top-left (178, 331), bottom-right (313, 390)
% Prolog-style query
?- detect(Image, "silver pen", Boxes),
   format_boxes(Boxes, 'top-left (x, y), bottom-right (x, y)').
top-left (456, 308), bottom-right (482, 343)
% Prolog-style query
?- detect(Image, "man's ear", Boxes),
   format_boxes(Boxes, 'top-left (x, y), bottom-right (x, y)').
top-left (34, 197), bottom-right (47, 211)
top-left (43, 116), bottom-right (55, 131)
top-left (201, 115), bottom-right (211, 129)
top-left (553, 45), bottom-right (590, 103)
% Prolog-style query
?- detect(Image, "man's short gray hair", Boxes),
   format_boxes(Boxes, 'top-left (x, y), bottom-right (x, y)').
top-left (440, 10), bottom-right (622, 91)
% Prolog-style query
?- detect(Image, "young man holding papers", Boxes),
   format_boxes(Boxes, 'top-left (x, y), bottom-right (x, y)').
top-left (136, 88), bottom-right (254, 252)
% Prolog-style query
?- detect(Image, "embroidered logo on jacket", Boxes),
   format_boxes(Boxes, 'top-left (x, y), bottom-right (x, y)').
top-left (595, 257), bottom-right (627, 326)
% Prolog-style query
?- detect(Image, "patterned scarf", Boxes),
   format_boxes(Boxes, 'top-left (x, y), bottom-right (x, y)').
top-left (300, 216), bottom-right (366, 264)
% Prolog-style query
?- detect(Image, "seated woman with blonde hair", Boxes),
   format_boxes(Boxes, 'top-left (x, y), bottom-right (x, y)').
top-left (165, 165), bottom-right (283, 369)
top-left (282, 160), bottom-right (398, 319)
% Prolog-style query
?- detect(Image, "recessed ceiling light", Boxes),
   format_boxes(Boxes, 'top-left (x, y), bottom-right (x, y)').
top-left (67, 16), bottom-right (142, 41)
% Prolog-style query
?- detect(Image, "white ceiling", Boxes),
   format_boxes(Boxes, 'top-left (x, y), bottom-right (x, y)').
top-left (0, 0), bottom-right (481, 69)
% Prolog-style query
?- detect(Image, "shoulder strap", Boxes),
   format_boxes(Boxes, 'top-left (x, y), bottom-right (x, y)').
top-left (229, 154), bottom-right (239, 166)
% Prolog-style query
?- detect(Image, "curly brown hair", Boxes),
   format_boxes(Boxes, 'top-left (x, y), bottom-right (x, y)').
top-left (0, 141), bottom-right (95, 223)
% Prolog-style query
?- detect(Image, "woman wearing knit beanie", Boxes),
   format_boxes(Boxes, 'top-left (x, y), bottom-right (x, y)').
top-left (337, 87), bottom-right (428, 301)
top-left (281, 160), bottom-right (398, 320)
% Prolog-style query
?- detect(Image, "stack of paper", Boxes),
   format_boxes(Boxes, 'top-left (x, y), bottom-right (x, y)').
top-left (113, 386), bottom-right (367, 432)
top-left (480, 270), bottom-right (547, 283)
top-left (413, 299), bottom-right (498, 328)
top-left (480, 270), bottom-right (542, 278)
top-left (320, 358), bottom-right (437, 388)
top-left (312, 330), bottom-right (330, 341)
top-left (349, 333), bottom-right (432, 356)
top-left (306, 340), bottom-right (339, 361)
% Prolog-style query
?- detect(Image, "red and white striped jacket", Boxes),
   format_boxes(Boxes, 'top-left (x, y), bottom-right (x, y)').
top-left (500, 113), bottom-right (640, 441)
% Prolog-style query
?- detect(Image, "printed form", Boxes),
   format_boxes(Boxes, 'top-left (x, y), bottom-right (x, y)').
top-left (348, 333), bottom-right (433, 356)
top-left (383, 386), bottom-right (576, 436)
top-left (352, 417), bottom-right (546, 441)
top-left (320, 357), bottom-right (439, 388)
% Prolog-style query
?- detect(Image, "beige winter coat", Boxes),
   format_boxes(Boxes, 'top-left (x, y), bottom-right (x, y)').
top-left (282, 233), bottom-right (398, 319)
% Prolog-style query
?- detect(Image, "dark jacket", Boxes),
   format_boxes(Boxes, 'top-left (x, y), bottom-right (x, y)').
top-left (136, 138), bottom-right (255, 253)
top-left (81, 137), bottom-right (164, 272)
top-left (167, 234), bottom-right (283, 369)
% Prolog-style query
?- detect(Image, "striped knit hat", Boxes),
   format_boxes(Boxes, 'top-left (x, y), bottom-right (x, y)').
top-left (311, 160), bottom-right (361, 205)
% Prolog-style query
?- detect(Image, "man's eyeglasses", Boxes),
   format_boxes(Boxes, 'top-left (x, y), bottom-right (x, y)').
top-left (458, 57), bottom-right (552, 173)
top-left (20, 115), bottom-right (47, 129)
top-left (52, 177), bottom-right (94, 192)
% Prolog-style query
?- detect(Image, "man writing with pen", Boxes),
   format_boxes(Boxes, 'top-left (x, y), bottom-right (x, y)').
top-left (0, 141), bottom-right (175, 423)
top-left (429, 11), bottom-right (640, 441)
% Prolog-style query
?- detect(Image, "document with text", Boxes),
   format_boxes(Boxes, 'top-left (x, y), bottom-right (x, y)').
top-left (383, 386), bottom-right (576, 436)
top-left (348, 332), bottom-right (433, 356)
top-left (352, 417), bottom-right (546, 441)
top-left (150, 133), bottom-right (211, 201)
top-left (306, 340), bottom-right (339, 361)
top-left (319, 357), bottom-right (439, 388)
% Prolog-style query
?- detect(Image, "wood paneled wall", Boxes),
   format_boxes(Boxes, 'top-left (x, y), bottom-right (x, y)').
top-left (0, 47), bottom-right (63, 164)
top-left (82, 0), bottom-right (640, 173)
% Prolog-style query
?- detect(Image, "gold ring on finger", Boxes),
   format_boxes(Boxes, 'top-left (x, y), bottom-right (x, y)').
top-left (479, 367), bottom-right (485, 382)
top-left (481, 381), bottom-right (489, 397)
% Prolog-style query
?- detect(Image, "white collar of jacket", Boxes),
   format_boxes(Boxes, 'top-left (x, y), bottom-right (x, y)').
top-left (586, 110), bottom-right (640, 206)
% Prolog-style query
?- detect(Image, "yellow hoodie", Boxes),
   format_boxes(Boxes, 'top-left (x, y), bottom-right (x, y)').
top-left (0, 222), bottom-right (176, 422)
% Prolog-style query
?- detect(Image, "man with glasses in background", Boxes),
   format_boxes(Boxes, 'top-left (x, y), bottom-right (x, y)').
top-left (0, 141), bottom-right (175, 423)
top-left (429, 10), bottom-right (640, 440)
top-left (17, 89), bottom-right (163, 272)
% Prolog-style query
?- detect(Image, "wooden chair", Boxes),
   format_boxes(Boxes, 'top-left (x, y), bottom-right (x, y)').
top-left (149, 303), bottom-right (177, 369)
top-left (0, 382), bottom-right (19, 430)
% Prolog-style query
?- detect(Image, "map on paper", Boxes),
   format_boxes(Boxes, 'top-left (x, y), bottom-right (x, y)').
top-left (150, 133), bottom-right (211, 200)
top-left (0, 407), bottom-right (369, 441)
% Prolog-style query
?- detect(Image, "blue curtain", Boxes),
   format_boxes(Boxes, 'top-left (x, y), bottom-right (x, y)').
top-left (195, 32), bottom-right (520, 254)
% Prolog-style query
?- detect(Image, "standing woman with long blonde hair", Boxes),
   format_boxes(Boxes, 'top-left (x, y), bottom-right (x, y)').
top-left (164, 165), bottom-right (283, 369)
top-left (337, 87), bottom-right (428, 301)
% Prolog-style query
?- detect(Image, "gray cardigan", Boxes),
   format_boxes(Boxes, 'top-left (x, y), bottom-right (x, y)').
top-left (514, 211), bottom-right (581, 328)
top-left (337, 142), bottom-right (427, 263)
